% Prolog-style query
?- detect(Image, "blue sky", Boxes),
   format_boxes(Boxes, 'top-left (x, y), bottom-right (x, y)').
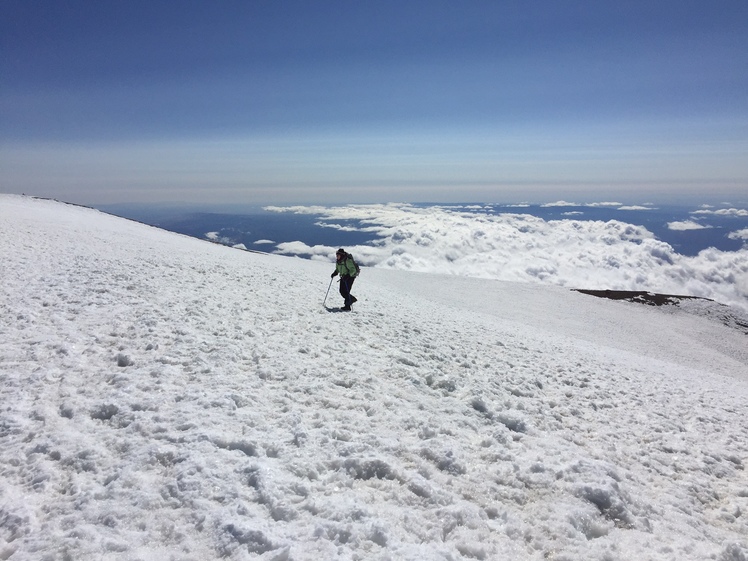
top-left (2, 1), bottom-right (746, 205)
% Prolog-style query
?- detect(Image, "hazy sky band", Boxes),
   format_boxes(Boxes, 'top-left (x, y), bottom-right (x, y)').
top-left (4, 126), bottom-right (746, 205)
top-left (2, 1), bottom-right (746, 204)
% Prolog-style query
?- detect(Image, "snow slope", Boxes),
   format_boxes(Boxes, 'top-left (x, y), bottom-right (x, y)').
top-left (1, 194), bottom-right (747, 561)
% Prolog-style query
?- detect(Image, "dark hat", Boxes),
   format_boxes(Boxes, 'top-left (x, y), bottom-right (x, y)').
top-left (337, 248), bottom-right (345, 254)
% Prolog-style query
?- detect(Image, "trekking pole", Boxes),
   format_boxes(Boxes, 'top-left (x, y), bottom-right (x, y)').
top-left (323, 277), bottom-right (334, 308)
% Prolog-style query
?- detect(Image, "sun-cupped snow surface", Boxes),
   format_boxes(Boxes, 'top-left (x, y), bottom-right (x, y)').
top-left (1, 194), bottom-right (747, 561)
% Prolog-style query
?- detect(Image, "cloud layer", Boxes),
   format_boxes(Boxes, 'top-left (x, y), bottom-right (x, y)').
top-left (692, 208), bottom-right (748, 217)
top-left (667, 220), bottom-right (711, 231)
top-left (267, 204), bottom-right (748, 311)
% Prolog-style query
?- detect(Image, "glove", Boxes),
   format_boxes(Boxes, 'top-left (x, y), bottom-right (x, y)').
top-left (331, 271), bottom-right (337, 278)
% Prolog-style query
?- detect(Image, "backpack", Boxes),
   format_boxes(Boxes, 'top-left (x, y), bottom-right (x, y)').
top-left (348, 253), bottom-right (361, 277)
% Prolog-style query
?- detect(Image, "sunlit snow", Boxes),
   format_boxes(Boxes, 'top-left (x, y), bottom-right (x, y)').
top-left (1, 195), bottom-right (747, 561)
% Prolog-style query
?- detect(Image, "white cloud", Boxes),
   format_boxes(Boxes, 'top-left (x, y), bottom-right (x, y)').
top-left (314, 221), bottom-right (374, 233)
top-left (667, 221), bottom-right (712, 231)
top-left (541, 201), bottom-right (578, 207)
top-left (274, 241), bottom-right (335, 261)
top-left (728, 228), bottom-right (748, 241)
top-left (541, 201), bottom-right (625, 208)
top-left (618, 205), bottom-right (655, 211)
top-left (268, 204), bottom-right (748, 311)
top-left (692, 208), bottom-right (748, 217)
top-left (253, 239), bottom-right (276, 245)
top-left (204, 232), bottom-right (234, 245)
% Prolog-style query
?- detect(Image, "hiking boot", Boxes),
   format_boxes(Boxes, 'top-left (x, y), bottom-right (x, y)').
top-left (341, 305), bottom-right (351, 311)
top-left (350, 296), bottom-right (357, 304)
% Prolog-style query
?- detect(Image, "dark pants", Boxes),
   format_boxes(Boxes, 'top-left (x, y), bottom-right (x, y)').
top-left (339, 275), bottom-right (355, 306)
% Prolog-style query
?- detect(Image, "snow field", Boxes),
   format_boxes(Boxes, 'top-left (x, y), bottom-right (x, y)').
top-left (1, 195), bottom-right (747, 560)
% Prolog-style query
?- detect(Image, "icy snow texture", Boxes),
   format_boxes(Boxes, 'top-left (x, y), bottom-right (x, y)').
top-left (1, 194), bottom-right (747, 561)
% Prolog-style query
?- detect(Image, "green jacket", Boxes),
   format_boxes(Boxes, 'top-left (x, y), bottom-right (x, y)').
top-left (334, 255), bottom-right (358, 278)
